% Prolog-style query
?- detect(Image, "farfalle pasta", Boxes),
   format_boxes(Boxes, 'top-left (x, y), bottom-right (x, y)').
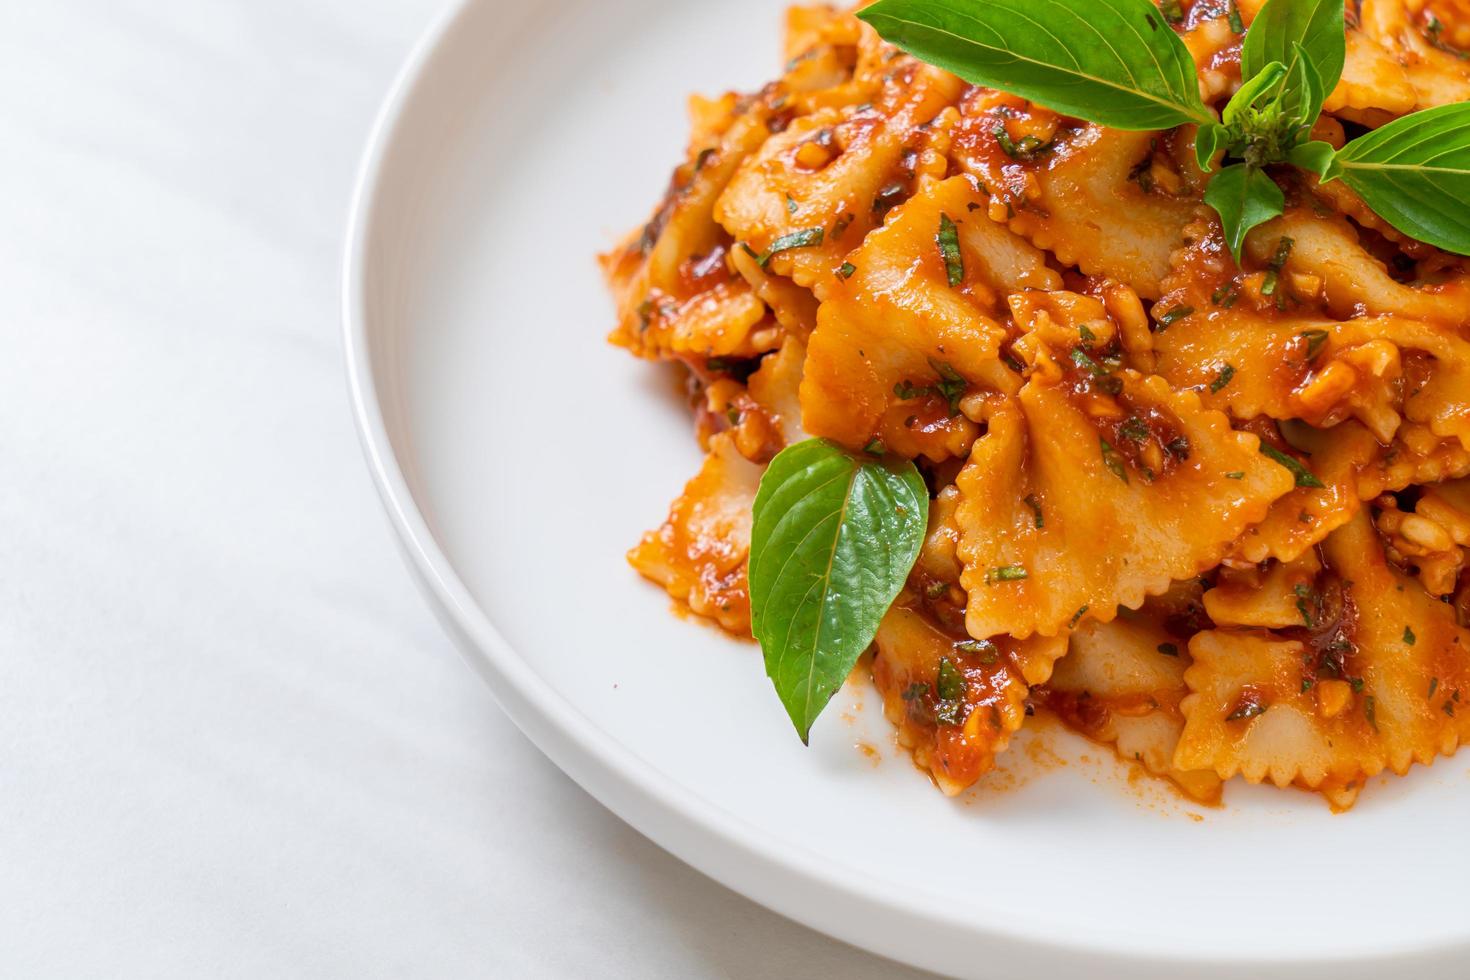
top-left (605, 2), bottom-right (1470, 808)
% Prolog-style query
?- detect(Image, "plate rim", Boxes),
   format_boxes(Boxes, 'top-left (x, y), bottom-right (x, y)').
top-left (340, 2), bottom-right (1469, 975)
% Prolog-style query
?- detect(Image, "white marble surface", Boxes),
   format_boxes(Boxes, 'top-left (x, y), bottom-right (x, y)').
top-left (0, 3), bottom-right (933, 976)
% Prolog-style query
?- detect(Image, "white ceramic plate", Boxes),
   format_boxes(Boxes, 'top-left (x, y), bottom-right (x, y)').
top-left (344, 2), bottom-right (1470, 976)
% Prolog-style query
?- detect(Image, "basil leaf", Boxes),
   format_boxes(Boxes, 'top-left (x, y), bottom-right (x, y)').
top-left (1332, 103), bottom-right (1470, 256)
top-left (1222, 61), bottom-right (1286, 127)
top-left (1288, 139), bottom-right (1340, 180)
top-left (857, 0), bottom-right (1213, 131)
top-left (1196, 122), bottom-right (1230, 172)
top-left (749, 438), bottom-right (929, 742)
top-left (1205, 163), bottom-right (1285, 261)
top-left (1241, 0), bottom-right (1345, 98)
top-left (1274, 41), bottom-right (1325, 133)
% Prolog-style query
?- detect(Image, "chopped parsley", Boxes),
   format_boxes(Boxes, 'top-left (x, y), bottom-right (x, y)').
top-left (993, 122), bottom-right (1052, 161)
top-left (1158, 0), bottom-right (1183, 23)
top-left (1404, 625), bottom-right (1416, 646)
top-left (1100, 437), bottom-right (1129, 484)
top-left (1261, 236), bottom-right (1295, 307)
top-left (1119, 417), bottom-right (1150, 443)
top-left (1299, 329), bottom-right (1330, 361)
top-left (1157, 642), bottom-right (1180, 657)
top-left (1069, 605), bottom-right (1089, 628)
top-left (785, 194), bottom-right (798, 215)
top-left (937, 213), bottom-right (964, 287)
top-left (1211, 281), bottom-right (1240, 308)
top-left (756, 227), bottom-right (824, 267)
top-left (838, 261), bottom-right (857, 279)
top-left (1227, 0), bottom-right (1244, 33)
top-left (902, 682), bottom-right (929, 701)
top-left (928, 358), bottom-right (967, 416)
top-left (1429, 677), bottom-right (1440, 700)
top-left (1210, 363), bottom-right (1236, 393)
top-left (1259, 444), bottom-right (1325, 488)
top-left (955, 638), bottom-right (999, 664)
top-left (863, 437), bottom-right (887, 456)
top-left (1225, 471), bottom-right (1245, 479)
top-left (926, 580), bottom-right (951, 599)
top-left (987, 564), bottom-right (1029, 583)
top-left (1155, 305), bottom-right (1194, 330)
top-left (1226, 699), bottom-right (1266, 722)
top-left (1294, 583), bottom-right (1317, 628)
top-left (1070, 348), bottom-right (1108, 377)
top-left (1023, 493), bottom-right (1045, 529)
top-left (937, 657), bottom-right (968, 700)
top-left (1366, 694), bottom-right (1379, 731)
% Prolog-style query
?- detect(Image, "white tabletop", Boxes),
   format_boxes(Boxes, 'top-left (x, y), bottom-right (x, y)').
top-left (0, 3), bottom-right (933, 976)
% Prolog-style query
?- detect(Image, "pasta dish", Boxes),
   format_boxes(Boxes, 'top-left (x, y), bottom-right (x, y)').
top-left (602, 0), bottom-right (1470, 810)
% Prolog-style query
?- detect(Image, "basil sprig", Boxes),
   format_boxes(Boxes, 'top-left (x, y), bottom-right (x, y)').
top-left (860, 0), bottom-right (1470, 259)
top-left (749, 439), bottom-right (928, 742)
top-left (857, 0), bottom-right (1213, 130)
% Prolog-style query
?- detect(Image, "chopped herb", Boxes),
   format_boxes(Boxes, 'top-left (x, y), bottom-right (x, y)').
top-left (1446, 700), bottom-right (1457, 717)
top-left (838, 261), bottom-right (857, 279)
top-left (1294, 583), bottom-right (1317, 628)
top-left (987, 564), bottom-right (1029, 583)
top-left (928, 358), bottom-right (967, 416)
top-left (863, 437), bottom-right (887, 456)
top-left (926, 580), bottom-right (952, 599)
top-left (1227, 0), bottom-right (1244, 33)
top-left (1069, 605), bottom-right (1089, 628)
top-left (902, 682), bottom-right (929, 701)
top-left (1366, 694), bottom-right (1379, 731)
top-left (873, 182), bottom-right (906, 214)
top-left (1301, 678), bottom-right (1314, 693)
top-left (1211, 281), bottom-right (1240, 308)
top-left (1100, 438), bottom-right (1129, 484)
top-left (1070, 348), bottom-right (1108, 377)
top-left (1023, 493), bottom-right (1045, 529)
top-left (1097, 375), bottom-right (1124, 395)
top-left (1260, 236), bottom-right (1294, 298)
top-left (937, 213), bottom-right (964, 287)
top-left (1226, 699), bottom-right (1266, 721)
top-left (1158, 0), bottom-right (1183, 23)
top-left (1299, 329), bottom-right (1330, 361)
top-left (1156, 305), bottom-right (1194, 330)
top-left (1157, 642), bottom-right (1180, 657)
top-left (726, 407), bottom-right (741, 425)
top-left (1078, 323), bottom-right (1097, 343)
top-left (832, 212), bottom-right (854, 238)
top-left (1165, 436), bottom-right (1191, 460)
top-left (1259, 444), bottom-right (1325, 488)
top-left (1404, 625), bottom-right (1416, 646)
top-left (993, 122), bottom-right (1052, 161)
top-left (1210, 363), bottom-right (1236, 393)
top-left (1429, 677), bottom-right (1440, 700)
top-left (1426, 14), bottom-right (1470, 59)
top-left (1225, 471), bottom-right (1245, 479)
top-left (955, 638), bottom-right (999, 664)
top-left (937, 657), bottom-right (967, 700)
top-left (1350, 677), bottom-right (1365, 693)
top-left (757, 227), bottom-right (824, 267)
top-left (740, 242), bottom-right (760, 260)
top-left (786, 194), bottom-right (798, 215)
top-left (893, 380), bottom-right (923, 400)
top-left (1117, 417), bottom-right (1148, 443)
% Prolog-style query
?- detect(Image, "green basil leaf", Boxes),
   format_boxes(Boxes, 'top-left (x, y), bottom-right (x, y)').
top-left (1332, 103), bottom-right (1470, 256)
top-left (1205, 163), bottom-right (1285, 262)
top-left (857, 0), bottom-right (1213, 131)
top-left (1222, 61), bottom-right (1286, 126)
top-left (1275, 41), bottom-right (1325, 132)
top-left (1195, 122), bottom-right (1231, 172)
top-left (749, 438), bottom-right (929, 742)
top-left (1288, 139), bottom-right (1341, 180)
top-left (1241, 0), bottom-right (1345, 97)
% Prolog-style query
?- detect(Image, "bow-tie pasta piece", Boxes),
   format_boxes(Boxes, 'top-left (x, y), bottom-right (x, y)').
top-left (628, 432), bottom-right (761, 633)
top-left (1177, 512), bottom-right (1470, 807)
top-left (1040, 599), bottom-right (1223, 804)
top-left (715, 59), bottom-right (962, 291)
top-left (1333, 0), bottom-right (1470, 121)
top-left (873, 600), bottom-right (1067, 796)
top-left (949, 89), bottom-right (1203, 299)
top-left (799, 174), bottom-right (1055, 460)
top-left (955, 334), bottom-right (1295, 639)
top-left (1230, 421), bottom-right (1376, 565)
